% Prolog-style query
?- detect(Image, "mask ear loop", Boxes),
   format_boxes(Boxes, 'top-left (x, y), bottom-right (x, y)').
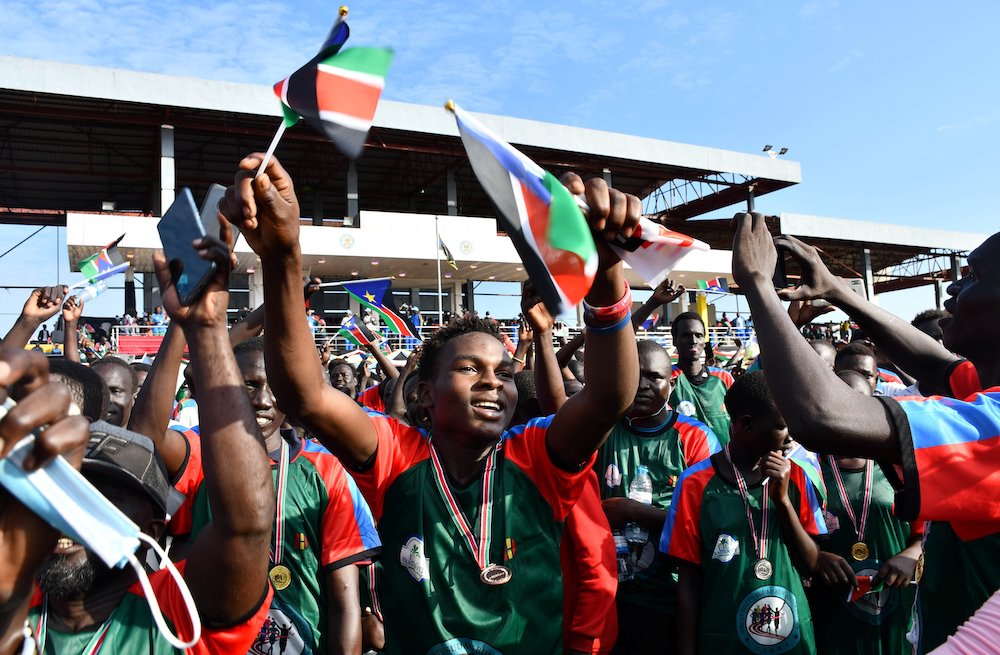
top-left (126, 532), bottom-right (202, 650)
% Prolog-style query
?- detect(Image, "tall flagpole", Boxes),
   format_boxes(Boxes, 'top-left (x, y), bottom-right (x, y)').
top-left (435, 215), bottom-right (444, 327)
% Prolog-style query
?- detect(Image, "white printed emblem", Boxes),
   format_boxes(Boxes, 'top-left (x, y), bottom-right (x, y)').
top-left (712, 533), bottom-right (741, 563)
top-left (605, 463), bottom-right (623, 488)
top-left (400, 536), bottom-right (430, 582)
top-left (738, 586), bottom-right (801, 654)
top-left (677, 400), bottom-right (697, 417)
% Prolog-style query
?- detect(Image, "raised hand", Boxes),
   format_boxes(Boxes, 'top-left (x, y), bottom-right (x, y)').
top-left (62, 295), bottom-right (84, 324)
top-left (152, 217), bottom-right (237, 330)
top-left (20, 286), bottom-right (67, 324)
top-left (815, 551), bottom-right (857, 592)
top-left (773, 235), bottom-right (847, 303)
top-left (559, 172), bottom-right (642, 269)
top-left (731, 212), bottom-right (777, 290)
top-left (520, 281), bottom-right (555, 334)
top-left (218, 153), bottom-right (301, 260)
top-left (650, 278), bottom-right (687, 305)
top-left (762, 450), bottom-right (791, 503)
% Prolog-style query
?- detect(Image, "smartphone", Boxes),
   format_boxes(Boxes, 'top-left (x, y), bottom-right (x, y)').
top-left (772, 253), bottom-right (789, 290)
top-left (157, 188), bottom-right (217, 306)
top-left (199, 184), bottom-right (227, 241)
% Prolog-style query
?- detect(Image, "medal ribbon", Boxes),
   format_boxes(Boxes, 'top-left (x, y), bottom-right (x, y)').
top-left (428, 437), bottom-right (500, 572)
top-left (726, 445), bottom-right (769, 561)
top-left (827, 456), bottom-right (873, 543)
top-left (36, 596), bottom-right (115, 654)
top-left (270, 439), bottom-right (290, 566)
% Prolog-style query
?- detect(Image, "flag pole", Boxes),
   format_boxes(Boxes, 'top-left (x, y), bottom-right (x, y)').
top-left (435, 215), bottom-right (444, 327)
top-left (314, 276), bottom-right (394, 289)
top-left (256, 122), bottom-right (288, 180)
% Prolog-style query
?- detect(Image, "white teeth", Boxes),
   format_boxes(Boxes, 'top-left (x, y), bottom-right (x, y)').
top-left (256, 417), bottom-right (271, 426)
top-left (473, 401), bottom-right (500, 411)
top-left (57, 538), bottom-right (75, 548)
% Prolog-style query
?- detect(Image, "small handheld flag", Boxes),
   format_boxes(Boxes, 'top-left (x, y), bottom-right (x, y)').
top-left (340, 278), bottom-right (419, 339)
top-left (602, 215), bottom-right (710, 289)
top-left (73, 235), bottom-right (129, 289)
top-left (439, 237), bottom-right (459, 270)
top-left (847, 576), bottom-right (883, 602)
top-left (447, 101), bottom-right (597, 315)
top-left (339, 316), bottom-right (380, 348)
top-left (696, 277), bottom-right (729, 293)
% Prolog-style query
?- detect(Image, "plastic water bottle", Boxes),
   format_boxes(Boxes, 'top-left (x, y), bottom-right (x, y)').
top-left (624, 465), bottom-right (653, 545)
top-left (613, 530), bottom-right (633, 582)
top-left (76, 281), bottom-right (108, 303)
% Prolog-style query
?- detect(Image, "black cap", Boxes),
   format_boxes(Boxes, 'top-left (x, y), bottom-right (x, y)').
top-left (84, 421), bottom-right (171, 517)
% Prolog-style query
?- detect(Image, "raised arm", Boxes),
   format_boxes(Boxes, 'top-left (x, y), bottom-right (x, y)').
top-left (774, 235), bottom-right (959, 395)
top-left (732, 213), bottom-right (899, 461)
top-left (227, 304), bottom-right (265, 346)
top-left (631, 278), bottom-right (685, 330)
top-left (219, 154), bottom-right (377, 469)
top-left (545, 175), bottom-right (640, 467)
top-left (387, 347), bottom-right (419, 422)
top-left (152, 221), bottom-right (274, 625)
top-left (764, 452), bottom-right (820, 576)
top-left (61, 295), bottom-right (84, 363)
top-left (2, 287), bottom-right (65, 349)
top-left (0, 349), bottom-right (89, 654)
top-left (521, 282), bottom-right (565, 414)
top-left (127, 322), bottom-right (189, 477)
top-left (364, 340), bottom-right (399, 381)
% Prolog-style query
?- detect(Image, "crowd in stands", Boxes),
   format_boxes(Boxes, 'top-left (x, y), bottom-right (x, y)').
top-left (0, 154), bottom-right (997, 655)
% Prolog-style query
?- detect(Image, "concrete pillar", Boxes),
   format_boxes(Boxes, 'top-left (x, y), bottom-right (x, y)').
top-left (248, 268), bottom-right (265, 308)
top-left (346, 161), bottom-right (359, 226)
top-left (312, 188), bottom-right (324, 226)
top-left (860, 247), bottom-right (878, 305)
top-left (124, 267), bottom-right (137, 317)
top-left (463, 280), bottom-right (476, 314)
top-left (159, 125), bottom-right (175, 216)
top-left (950, 253), bottom-right (962, 283)
top-left (452, 282), bottom-right (463, 313)
top-left (934, 280), bottom-right (945, 310)
top-left (446, 169), bottom-right (458, 216)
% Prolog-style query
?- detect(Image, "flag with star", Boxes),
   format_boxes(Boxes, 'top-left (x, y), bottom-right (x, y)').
top-left (339, 316), bottom-right (380, 348)
top-left (76, 234), bottom-right (129, 284)
top-left (340, 278), bottom-right (419, 339)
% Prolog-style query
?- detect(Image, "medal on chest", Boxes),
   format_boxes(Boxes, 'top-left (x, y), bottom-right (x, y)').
top-left (270, 440), bottom-right (294, 591)
top-left (726, 445), bottom-right (772, 580)
top-left (828, 457), bottom-right (874, 561)
top-left (429, 438), bottom-right (511, 586)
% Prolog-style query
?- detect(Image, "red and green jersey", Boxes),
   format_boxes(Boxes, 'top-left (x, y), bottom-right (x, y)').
top-left (357, 384), bottom-right (385, 414)
top-left (187, 432), bottom-right (381, 654)
top-left (596, 412), bottom-right (720, 613)
top-left (879, 359), bottom-right (1000, 653)
top-left (353, 414), bottom-right (594, 655)
top-left (661, 455), bottom-right (827, 654)
top-left (29, 562), bottom-right (271, 654)
top-left (812, 458), bottom-right (919, 655)
top-left (670, 365), bottom-right (733, 445)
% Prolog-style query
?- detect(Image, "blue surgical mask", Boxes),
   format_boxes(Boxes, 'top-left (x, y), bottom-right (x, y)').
top-left (0, 399), bottom-right (201, 649)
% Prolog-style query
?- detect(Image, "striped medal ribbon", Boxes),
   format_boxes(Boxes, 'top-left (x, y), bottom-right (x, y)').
top-left (268, 439), bottom-right (293, 590)
top-left (726, 445), bottom-right (772, 580)
top-left (827, 456), bottom-right (874, 561)
top-left (428, 437), bottom-right (511, 585)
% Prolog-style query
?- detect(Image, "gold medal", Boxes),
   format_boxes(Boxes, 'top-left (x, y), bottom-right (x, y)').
top-left (914, 553), bottom-right (924, 584)
top-left (480, 563), bottom-right (512, 586)
top-left (269, 564), bottom-right (292, 590)
top-left (851, 541), bottom-right (870, 561)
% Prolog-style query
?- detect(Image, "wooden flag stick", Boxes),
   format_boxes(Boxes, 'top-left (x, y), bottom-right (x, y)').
top-left (256, 122), bottom-right (288, 179)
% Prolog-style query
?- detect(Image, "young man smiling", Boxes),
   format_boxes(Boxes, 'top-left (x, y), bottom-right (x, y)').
top-left (218, 154), bottom-right (640, 654)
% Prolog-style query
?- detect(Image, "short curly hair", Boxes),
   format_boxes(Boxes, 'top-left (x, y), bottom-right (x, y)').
top-left (417, 315), bottom-right (505, 381)
top-left (911, 308), bottom-right (948, 328)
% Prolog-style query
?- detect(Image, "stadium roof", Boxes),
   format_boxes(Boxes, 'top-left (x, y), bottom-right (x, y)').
top-left (0, 55), bottom-right (800, 227)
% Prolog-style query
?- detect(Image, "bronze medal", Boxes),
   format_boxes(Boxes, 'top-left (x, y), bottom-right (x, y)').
top-left (851, 541), bottom-right (870, 561)
top-left (269, 564), bottom-right (292, 590)
top-left (753, 558), bottom-right (773, 580)
top-left (480, 563), bottom-right (512, 586)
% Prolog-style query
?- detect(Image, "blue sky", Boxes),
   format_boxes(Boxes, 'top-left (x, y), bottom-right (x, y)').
top-left (2, 0), bottom-right (999, 332)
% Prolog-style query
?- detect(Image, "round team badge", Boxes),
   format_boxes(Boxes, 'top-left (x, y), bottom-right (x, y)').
top-left (677, 401), bottom-right (697, 417)
top-left (843, 561), bottom-right (899, 625)
top-left (737, 586), bottom-right (801, 654)
top-left (249, 595), bottom-right (312, 655)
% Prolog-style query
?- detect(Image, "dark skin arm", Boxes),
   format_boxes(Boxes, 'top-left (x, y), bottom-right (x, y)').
top-left (364, 340), bottom-right (399, 381)
top-left (541, 173), bottom-right (640, 468)
top-left (774, 235), bottom-right (958, 395)
top-left (522, 282), bottom-right (563, 415)
top-left (764, 451), bottom-right (820, 576)
top-left (219, 154), bottom-right (378, 468)
top-left (127, 322), bottom-right (189, 477)
top-left (721, 337), bottom-right (745, 370)
top-left (2, 286), bottom-right (66, 349)
top-left (387, 348), bottom-right (419, 422)
top-left (631, 278), bottom-right (685, 329)
top-left (325, 566), bottom-right (361, 655)
top-left (513, 322), bottom-right (533, 373)
top-left (601, 497), bottom-right (667, 534)
top-left (0, 349), bottom-right (90, 655)
top-left (153, 220), bottom-right (274, 624)
top-left (676, 562), bottom-right (701, 655)
top-left (555, 331), bottom-right (585, 370)
top-left (732, 213), bottom-right (899, 461)
top-left (227, 304), bottom-right (265, 346)
top-left (61, 295), bottom-right (84, 363)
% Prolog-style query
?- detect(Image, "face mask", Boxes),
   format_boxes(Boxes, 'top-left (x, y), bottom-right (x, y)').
top-left (0, 399), bottom-right (201, 650)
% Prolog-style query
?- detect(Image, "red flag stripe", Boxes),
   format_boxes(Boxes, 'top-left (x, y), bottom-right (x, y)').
top-left (315, 68), bottom-right (382, 122)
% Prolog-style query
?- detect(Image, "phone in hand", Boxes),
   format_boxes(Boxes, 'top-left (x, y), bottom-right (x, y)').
top-left (157, 188), bottom-right (217, 306)
top-left (772, 253), bottom-right (789, 290)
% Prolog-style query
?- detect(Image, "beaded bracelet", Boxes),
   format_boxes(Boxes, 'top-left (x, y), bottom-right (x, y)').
top-left (585, 312), bottom-right (632, 334)
top-left (583, 281), bottom-right (632, 324)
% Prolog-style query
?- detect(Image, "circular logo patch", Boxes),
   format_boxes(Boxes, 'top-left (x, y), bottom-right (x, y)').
top-left (340, 234), bottom-right (355, 249)
top-left (737, 585), bottom-right (801, 654)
